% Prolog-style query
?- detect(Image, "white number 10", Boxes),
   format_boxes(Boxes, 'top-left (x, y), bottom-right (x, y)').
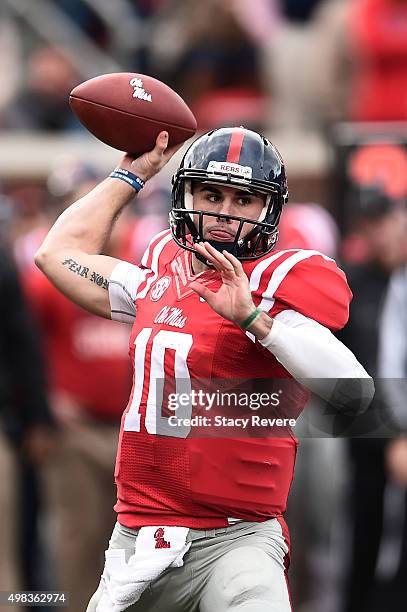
top-left (123, 328), bottom-right (193, 437)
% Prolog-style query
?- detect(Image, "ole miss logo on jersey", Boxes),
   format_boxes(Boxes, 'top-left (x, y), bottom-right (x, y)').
top-left (154, 527), bottom-right (171, 549)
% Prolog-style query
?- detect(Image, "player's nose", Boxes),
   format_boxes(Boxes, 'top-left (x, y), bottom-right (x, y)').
top-left (217, 198), bottom-right (234, 219)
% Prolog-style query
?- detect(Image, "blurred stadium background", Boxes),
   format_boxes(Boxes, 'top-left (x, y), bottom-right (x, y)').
top-left (0, 1), bottom-right (406, 612)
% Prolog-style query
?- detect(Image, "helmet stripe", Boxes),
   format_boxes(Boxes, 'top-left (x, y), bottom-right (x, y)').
top-left (226, 129), bottom-right (245, 163)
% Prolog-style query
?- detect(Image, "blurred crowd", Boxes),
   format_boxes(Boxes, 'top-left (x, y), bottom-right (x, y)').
top-left (1, 0), bottom-right (407, 132)
top-left (0, 1), bottom-right (406, 612)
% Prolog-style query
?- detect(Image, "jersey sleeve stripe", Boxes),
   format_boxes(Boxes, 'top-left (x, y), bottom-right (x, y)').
top-left (258, 250), bottom-right (333, 312)
top-left (141, 229), bottom-right (172, 269)
top-left (136, 232), bottom-right (174, 299)
top-left (249, 249), bottom-right (300, 292)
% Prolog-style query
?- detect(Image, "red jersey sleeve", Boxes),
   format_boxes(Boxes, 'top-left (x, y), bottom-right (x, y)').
top-left (251, 250), bottom-right (352, 331)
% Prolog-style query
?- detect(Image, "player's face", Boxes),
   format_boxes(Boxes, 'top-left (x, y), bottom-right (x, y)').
top-left (192, 183), bottom-right (265, 242)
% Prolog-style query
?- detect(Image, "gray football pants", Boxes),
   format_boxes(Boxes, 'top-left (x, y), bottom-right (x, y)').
top-left (86, 518), bottom-right (292, 612)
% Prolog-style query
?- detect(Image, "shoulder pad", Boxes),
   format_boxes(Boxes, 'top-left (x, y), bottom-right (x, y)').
top-left (139, 229), bottom-right (177, 272)
top-left (245, 249), bottom-right (352, 330)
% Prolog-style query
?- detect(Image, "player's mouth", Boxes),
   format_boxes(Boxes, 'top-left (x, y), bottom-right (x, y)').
top-left (207, 228), bottom-right (235, 241)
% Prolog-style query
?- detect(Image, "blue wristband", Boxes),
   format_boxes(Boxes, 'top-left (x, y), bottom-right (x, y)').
top-left (109, 168), bottom-right (145, 193)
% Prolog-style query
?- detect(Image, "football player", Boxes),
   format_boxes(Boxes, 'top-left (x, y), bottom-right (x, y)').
top-left (35, 127), bottom-right (373, 612)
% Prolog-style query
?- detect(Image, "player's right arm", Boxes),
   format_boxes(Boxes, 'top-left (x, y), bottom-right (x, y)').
top-left (35, 131), bottom-right (176, 318)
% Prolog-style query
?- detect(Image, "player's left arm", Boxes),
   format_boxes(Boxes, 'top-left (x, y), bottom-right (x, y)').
top-left (190, 242), bottom-right (374, 411)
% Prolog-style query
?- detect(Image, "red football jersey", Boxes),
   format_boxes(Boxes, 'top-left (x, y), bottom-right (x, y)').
top-left (110, 231), bottom-right (351, 528)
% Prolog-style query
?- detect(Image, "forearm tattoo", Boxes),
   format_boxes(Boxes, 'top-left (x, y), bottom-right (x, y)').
top-left (62, 258), bottom-right (109, 290)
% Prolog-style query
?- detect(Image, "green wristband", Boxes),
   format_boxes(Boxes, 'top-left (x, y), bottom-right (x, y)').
top-left (239, 308), bottom-right (262, 330)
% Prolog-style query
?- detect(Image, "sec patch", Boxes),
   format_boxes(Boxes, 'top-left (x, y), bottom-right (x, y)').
top-left (150, 276), bottom-right (171, 301)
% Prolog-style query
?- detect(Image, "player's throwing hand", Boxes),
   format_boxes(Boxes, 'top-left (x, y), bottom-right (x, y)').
top-left (119, 131), bottom-right (182, 182)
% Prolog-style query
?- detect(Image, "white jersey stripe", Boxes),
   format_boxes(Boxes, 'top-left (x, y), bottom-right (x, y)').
top-left (136, 232), bottom-right (174, 299)
top-left (258, 249), bottom-right (333, 312)
top-left (141, 228), bottom-right (171, 269)
top-left (249, 249), bottom-right (299, 293)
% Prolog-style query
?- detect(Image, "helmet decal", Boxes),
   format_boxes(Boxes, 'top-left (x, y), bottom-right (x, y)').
top-left (207, 161), bottom-right (252, 180)
top-left (225, 128), bottom-right (245, 163)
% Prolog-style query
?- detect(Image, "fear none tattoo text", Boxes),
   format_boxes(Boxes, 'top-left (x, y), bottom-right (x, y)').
top-left (62, 258), bottom-right (109, 290)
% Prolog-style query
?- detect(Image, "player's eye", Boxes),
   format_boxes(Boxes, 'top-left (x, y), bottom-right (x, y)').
top-left (237, 197), bottom-right (251, 206)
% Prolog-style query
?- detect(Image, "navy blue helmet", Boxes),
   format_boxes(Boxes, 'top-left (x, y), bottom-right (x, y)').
top-left (170, 127), bottom-right (288, 260)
